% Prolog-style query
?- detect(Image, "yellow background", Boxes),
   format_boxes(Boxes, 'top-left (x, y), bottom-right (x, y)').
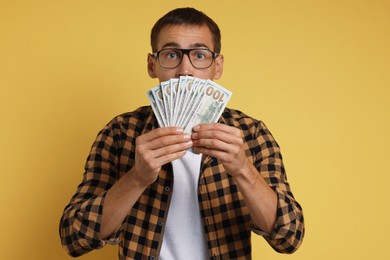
top-left (1, 1), bottom-right (389, 259)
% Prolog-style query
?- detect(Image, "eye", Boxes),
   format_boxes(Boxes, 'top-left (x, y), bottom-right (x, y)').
top-left (191, 50), bottom-right (210, 60)
top-left (195, 53), bottom-right (205, 59)
top-left (163, 50), bottom-right (181, 60)
top-left (167, 52), bottom-right (178, 59)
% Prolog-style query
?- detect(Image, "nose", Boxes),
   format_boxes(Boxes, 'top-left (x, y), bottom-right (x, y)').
top-left (177, 54), bottom-right (193, 77)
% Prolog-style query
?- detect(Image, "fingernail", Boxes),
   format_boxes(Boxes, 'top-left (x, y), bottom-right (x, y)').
top-left (193, 125), bottom-right (200, 131)
top-left (192, 133), bottom-right (198, 139)
top-left (183, 134), bottom-right (191, 140)
top-left (176, 127), bottom-right (184, 133)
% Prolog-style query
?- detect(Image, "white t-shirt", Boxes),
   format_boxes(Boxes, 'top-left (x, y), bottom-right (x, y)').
top-left (160, 152), bottom-right (209, 259)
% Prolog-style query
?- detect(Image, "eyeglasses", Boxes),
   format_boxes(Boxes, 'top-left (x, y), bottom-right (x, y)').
top-left (152, 48), bottom-right (219, 69)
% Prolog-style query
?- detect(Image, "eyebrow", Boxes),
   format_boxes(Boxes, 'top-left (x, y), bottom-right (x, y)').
top-left (160, 42), bottom-right (211, 50)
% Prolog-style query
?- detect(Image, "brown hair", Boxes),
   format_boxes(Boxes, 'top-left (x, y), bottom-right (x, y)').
top-left (150, 7), bottom-right (221, 53)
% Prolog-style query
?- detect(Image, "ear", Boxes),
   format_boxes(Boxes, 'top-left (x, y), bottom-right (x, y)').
top-left (147, 54), bottom-right (157, 78)
top-left (213, 54), bottom-right (224, 80)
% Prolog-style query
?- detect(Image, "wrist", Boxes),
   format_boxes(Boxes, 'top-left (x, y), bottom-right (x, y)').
top-left (230, 158), bottom-right (253, 179)
top-left (126, 167), bottom-right (155, 189)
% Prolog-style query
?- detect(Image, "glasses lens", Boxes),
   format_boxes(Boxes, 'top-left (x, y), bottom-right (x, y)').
top-left (158, 49), bottom-right (182, 68)
top-left (189, 49), bottom-right (214, 69)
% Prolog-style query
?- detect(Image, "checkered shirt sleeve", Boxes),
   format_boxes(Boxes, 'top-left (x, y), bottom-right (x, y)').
top-left (59, 107), bottom-right (152, 257)
top-left (224, 109), bottom-right (305, 253)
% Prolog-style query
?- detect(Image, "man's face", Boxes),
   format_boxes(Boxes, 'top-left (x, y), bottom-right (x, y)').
top-left (147, 25), bottom-right (224, 82)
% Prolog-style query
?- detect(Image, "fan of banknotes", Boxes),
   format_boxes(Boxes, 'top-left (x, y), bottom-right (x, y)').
top-left (147, 76), bottom-right (232, 134)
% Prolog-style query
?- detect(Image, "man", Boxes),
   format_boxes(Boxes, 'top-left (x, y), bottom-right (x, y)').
top-left (60, 7), bottom-right (304, 259)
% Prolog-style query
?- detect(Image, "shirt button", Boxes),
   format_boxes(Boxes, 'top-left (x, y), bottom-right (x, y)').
top-left (149, 256), bottom-right (155, 260)
top-left (164, 186), bottom-right (171, 192)
top-left (158, 220), bottom-right (163, 226)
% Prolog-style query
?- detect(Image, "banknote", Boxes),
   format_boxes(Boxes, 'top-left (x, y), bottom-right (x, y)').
top-left (147, 76), bottom-right (232, 134)
top-left (160, 81), bottom-right (172, 126)
top-left (183, 80), bottom-right (232, 133)
top-left (149, 85), bottom-right (167, 127)
top-left (147, 88), bottom-right (165, 127)
top-left (176, 77), bottom-right (199, 127)
top-left (180, 79), bottom-right (206, 131)
top-left (172, 77), bottom-right (184, 126)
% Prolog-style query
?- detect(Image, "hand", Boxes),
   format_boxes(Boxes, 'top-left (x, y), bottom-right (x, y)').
top-left (192, 123), bottom-right (279, 234)
top-left (133, 127), bottom-right (193, 186)
top-left (191, 123), bottom-right (248, 176)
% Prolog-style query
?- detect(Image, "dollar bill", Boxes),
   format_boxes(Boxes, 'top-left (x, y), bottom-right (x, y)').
top-left (147, 89), bottom-right (165, 127)
top-left (150, 85), bottom-right (167, 127)
top-left (160, 80), bottom-right (172, 126)
top-left (176, 76), bottom-right (198, 127)
top-left (183, 80), bottom-right (232, 133)
top-left (172, 77), bottom-right (185, 126)
top-left (147, 76), bottom-right (232, 134)
top-left (180, 79), bottom-right (206, 132)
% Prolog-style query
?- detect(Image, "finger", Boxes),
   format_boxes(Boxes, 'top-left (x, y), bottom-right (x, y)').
top-left (140, 127), bottom-right (184, 142)
top-left (147, 133), bottom-right (192, 151)
top-left (155, 149), bottom-right (188, 166)
top-left (139, 146), bottom-right (190, 172)
top-left (192, 144), bottom-right (241, 161)
top-left (193, 139), bottom-right (246, 172)
top-left (136, 127), bottom-right (183, 149)
top-left (192, 127), bottom-right (242, 146)
top-left (192, 137), bottom-right (242, 158)
top-left (192, 138), bottom-right (226, 151)
top-left (135, 138), bottom-right (192, 173)
top-left (152, 139), bottom-right (193, 159)
top-left (193, 123), bottom-right (241, 136)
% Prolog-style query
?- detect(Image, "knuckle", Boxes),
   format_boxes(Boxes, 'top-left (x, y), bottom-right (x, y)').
top-left (210, 139), bottom-right (218, 147)
top-left (234, 128), bottom-right (242, 136)
top-left (163, 144), bottom-right (177, 154)
top-left (136, 144), bottom-right (146, 155)
top-left (148, 161), bottom-right (158, 170)
top-left (175, 134), bottom-right (184, 142)
top-left (225, 157), bottom-right (234, 164)
top-left (158, 138), bottom-right (168, 147)
top-left (135, 135), bottom-right (143, 145)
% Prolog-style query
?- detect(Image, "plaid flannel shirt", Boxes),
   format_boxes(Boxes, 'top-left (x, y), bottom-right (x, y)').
top-left (60, 106), bottom-right (304, 259)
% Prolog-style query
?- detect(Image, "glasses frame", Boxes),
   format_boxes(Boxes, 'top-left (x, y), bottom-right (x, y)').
top-left (152, 48), bottom-right (219, 69)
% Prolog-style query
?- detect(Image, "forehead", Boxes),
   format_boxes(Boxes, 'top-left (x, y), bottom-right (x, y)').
top-left (156, 24), bottom-right (214, 50)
